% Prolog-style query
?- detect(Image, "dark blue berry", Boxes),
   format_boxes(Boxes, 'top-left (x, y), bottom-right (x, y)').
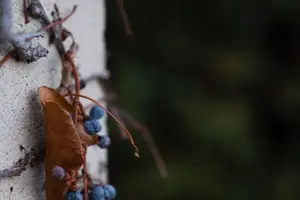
top-left (65, 191), bottom-right (82, 200)
top-left (52, 166), bottom-right (66, 180)
top-left (103, 184), bottom-right (116, 199)
top-left (90, 106), bottom-right (105, 120)
top-left (98, 136), bottom-right (111, 149)
top-left (89, 186), bottom-right (105, 200)
top-left (84, 120), bottom-right (102, 135)
top-left (80, 80), bottom-right (86, 89)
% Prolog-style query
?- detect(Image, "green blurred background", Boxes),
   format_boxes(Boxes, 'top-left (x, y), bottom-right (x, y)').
top-left (105, 1), bottom-right (300, 199)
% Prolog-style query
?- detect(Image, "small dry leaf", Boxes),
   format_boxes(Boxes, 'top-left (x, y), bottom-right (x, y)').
top-left (38, 86), bottom-right (96, 200)
top-left (42, 102), bottom-right (84, 200)
top-left (39, 86), bottom-right (98, 145)
top-left (38, 86), bottom-right (72, 112)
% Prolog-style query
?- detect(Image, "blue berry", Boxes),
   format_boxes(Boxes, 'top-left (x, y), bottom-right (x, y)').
top-left (80, 80), bottom-right (86, 89)
top-left (103, 184), bottom-right (116, 199)
top-left (84, 120), bottom-right (102, 135)
top-left (90, 106), bottom-right (105, 120)
top-left (65, 191), bottom-right (82, 200)
top-left (52, 166), bottom-right (66, 180)
top-left (89, 186), bottom-right (105, 200)
top-left (98, 136), bottom-right (111, 149)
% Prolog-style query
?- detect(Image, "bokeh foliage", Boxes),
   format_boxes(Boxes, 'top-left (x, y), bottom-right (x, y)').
top-left (106, 1), bottom-right (300, 199)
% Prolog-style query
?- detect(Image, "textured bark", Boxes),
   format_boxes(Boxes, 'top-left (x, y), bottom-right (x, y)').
top-left (0, 1), bottom-right (107, 199)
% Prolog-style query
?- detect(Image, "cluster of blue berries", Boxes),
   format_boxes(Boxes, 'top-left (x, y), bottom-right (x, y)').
top-left (67, 106), bottom-right (115, 199)
top-left (65, 191), bottom-right (83, 200)
top-left (83, 105), bottom-right (111, 149)
top-left (65, 184), bottom-right (116, 200)
top-left (89, 184), bottom-right (117, 200)
top-left (52, 166), bottom-right (117, 200)
top-left (62, 106), bottom-right (116, 199)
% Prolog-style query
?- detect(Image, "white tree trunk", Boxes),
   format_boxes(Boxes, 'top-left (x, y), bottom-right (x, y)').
top-left (0, 0), bottom-right (107, 199)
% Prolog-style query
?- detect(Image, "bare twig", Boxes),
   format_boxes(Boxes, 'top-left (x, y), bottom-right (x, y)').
top-left (40, 5), bottom-right (78, 32)
top-left (121, 110), bottom-right (169, 178)
top-left (0, 51), bottom-right (14, 67)
top-left (27, 2), bottom-right (82, 97)
top-left (0, 32), bottom-right (48, 66)
top-left (79, 76), bottom-right (169, 179)
top-left (23, 0), bottom-right (29, 24)
top-left (0, 0), bottom-right (50, 66)
top-left (116, 0), bottom-right (133, 36)
top-left (57, 41), bottom-right (79, 92)
top-left (0, 146), bottom-right (43, 178)
top-left (27, 1), bottom-right (75, 56)
top-left (11, 32), bottom-right (48, 63)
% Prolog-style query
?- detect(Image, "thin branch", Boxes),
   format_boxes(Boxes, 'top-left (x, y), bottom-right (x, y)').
top-left (23, 0), bottom-right (29, 24)
top-left (79, 75), bottom-right (169, 179)
top-left (0, 146), bottom-right (43, 179)
top-left (121, 110), bottom-right (169, 179)
top-left (0, 51), bottom-right (14, 68)
top-left (116, 0), bottom-right (133, 36)
top-left (41, 5), bottom-right (78, 31)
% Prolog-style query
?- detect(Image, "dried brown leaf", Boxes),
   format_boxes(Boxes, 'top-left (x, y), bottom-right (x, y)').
top-left (39, 86), bottom-right (97, 145)
top-left (42, 102), bottom-right (84, 200)
top-left (38, 86), bottom-right (96, 200)
top-left (38, 86), bottom-right (72, 112)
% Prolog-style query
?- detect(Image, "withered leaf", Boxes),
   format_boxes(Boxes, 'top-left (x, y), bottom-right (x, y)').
top-left (38, 86), bottom-right (98, 145)
top-left (38, 86), bottom-right (73, 113)
top-left (38, 86), bottom-right (97, 200)
top-left (43, 102), bottom-right (84, 200)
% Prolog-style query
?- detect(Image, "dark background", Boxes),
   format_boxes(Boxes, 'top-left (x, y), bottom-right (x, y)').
top-left (105, 1), bottom-right (300, 199)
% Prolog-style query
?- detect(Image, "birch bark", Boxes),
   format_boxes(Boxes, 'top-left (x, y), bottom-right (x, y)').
top-left (0, 0), bottom-right (108, 199)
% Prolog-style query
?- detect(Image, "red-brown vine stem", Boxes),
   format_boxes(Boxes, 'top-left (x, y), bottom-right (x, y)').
top-left (23, 0), bottom-right (29, 24)
top-left (62, 93), bottom-right (140, 157)
top-left (41, 5), bottom-right (78, 31)
top-left (65, 49), bottom-right (80, 126)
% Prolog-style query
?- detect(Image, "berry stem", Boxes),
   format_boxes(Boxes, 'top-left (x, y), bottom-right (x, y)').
top-left (41, 5), bottom-right (78, 31)
top-left (62, 93), bottom-right (140, 157)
